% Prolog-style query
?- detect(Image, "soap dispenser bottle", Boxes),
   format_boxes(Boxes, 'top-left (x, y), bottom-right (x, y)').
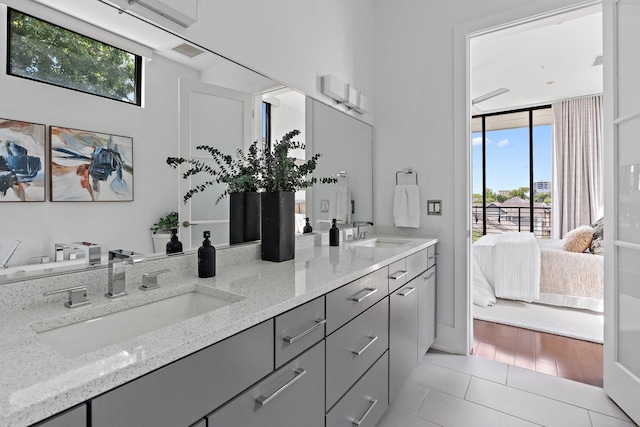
top-left (166, 228), bottom-right (183, 254)
top-left (329, 218), bottom-right (340, 246)
top-left (198, 231), bottom-right (216, 278)
top-left (303, 218), bottom-right (313, 234)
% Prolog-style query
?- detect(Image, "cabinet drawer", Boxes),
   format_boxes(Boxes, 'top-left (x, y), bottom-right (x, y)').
top-left (388, 258), bottom-right (407, 293)
top-left (326, 298), bottom-right (389, 410)
top-left (207, 341), bottom-right (325, 427)
top-left (326, 267), bottom-right (388, 334)
top-left (275, 296), bottom-right (325, 368)
top-left (406, 248), bottom-right (429, 281)
top-left (34, 404), bottom-right (86, 427)
top-left (326, 352), bottom-right (389, 427)
top-left (91, 320), bottom-right (274, 427)
top-left (427, 243), bottom-right (437, 269)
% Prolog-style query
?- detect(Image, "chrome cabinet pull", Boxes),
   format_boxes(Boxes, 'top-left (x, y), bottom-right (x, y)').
top-left (398, 286), bottom-right (416, 297)
top-left (283, 319), bottom-right (326, 344)
top-left (352, 398), bottom-right (378, 426)
top-left (255, 368), bottom-right (306, 406)
top-left (389, 270), bottom-right (407, 280)
top-left (352, 336), bottom-right (378, 356)
top-left (351, 287), bottom-right (378, 303)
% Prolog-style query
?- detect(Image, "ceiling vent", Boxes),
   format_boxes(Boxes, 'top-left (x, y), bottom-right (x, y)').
top-left (472, 88), bottom-right (510, 105)
top-left (171, 43), bottom-right (205, 58)
top-left (592, 55), bottom-right (603, 67)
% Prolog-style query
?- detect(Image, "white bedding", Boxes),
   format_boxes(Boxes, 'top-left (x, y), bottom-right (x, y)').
top-left (473, 234), bottom-right (604, 312)
top-left (473, 233), bottom-right (540, 302)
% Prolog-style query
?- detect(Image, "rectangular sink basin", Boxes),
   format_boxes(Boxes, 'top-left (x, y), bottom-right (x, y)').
top-left (352, 238), bottom-right (411, 249)
top-left (37, 291), bottom-right (237, 358)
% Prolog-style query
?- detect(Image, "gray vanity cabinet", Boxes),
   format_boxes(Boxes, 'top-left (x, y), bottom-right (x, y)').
top-left (34, 404), bottom-right (86, 427)
top-left (325, 352), bottom-right (389, 427)
top-left (389, 280), bottom-right (418, 403)
top-left (207, 340), bottom-right (325, 427)
top-left (418, 265), bottom-right (437, 359)
top-left (91, 320), bottom-right (274, 427)
top-left (275, 296), bottom-right (325, 368)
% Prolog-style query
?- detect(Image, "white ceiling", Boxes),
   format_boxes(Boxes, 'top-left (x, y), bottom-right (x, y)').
top-left (470, 4), bottom-right (603, 115)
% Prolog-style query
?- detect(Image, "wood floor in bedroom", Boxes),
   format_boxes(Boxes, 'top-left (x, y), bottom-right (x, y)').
top-left (472, 319), bottom-right (603, 387)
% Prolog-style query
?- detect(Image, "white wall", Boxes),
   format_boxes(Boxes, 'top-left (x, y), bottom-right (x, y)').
top-left (0, 41), bottom-right (198, 265)
top-left (181, 0), bottom-right (375, 125)
top-left (372, 0), bottom-right (587, 353)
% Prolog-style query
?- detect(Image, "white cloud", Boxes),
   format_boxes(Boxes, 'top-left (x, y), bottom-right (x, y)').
top-left (472, 137), bottom-right (491, 146)
top-left (497, 139), bottom-right (510, 147)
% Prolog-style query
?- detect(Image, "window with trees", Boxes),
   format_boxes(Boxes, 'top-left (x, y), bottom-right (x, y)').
top-left (7, 8), bottom-right (142, 105)
top-left (472, 107), bottom-right (552, 240)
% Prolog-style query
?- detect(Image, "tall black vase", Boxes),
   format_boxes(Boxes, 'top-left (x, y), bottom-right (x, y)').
top-left (229, 192), bottom-right (261, 244)
top-left (261, 191), bottom-right (295, 262)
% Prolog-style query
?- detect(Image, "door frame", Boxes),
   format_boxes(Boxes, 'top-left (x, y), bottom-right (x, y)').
top-left (453, 0), bottom-right (602, 355)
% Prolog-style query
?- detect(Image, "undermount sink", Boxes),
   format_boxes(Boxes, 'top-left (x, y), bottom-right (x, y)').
top-left (352, 237), bottom-right (411, 249)
top-left (37, 290), bottom-right (240, 358)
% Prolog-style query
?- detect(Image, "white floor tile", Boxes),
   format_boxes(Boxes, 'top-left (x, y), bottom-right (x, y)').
top-left (466, 377), bottom-right (592, 427)
top-left (589, 410), bottom-right (638, 427)
top-left (377, 407), bottom-right (441, 427)
top-left (423, 351), bottom-right (508, 384)
top-left (507, 365), bottom-right (632, 422)
top-left (409, 360), bottom-right (471, 398)
top-left (416, 389), bottom-right (539, 427)
top-left (389, 380), bottom-right (429, 415)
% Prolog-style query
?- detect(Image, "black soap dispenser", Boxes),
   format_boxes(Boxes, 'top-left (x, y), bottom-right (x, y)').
top-left (166, 228), bottom-right (183, 254)
top-left (329, 218), bottom-right (340, 246)
top-left (303, 217), bottom-right (313, 234)
top-left (198, 231), bottom-right (216, 278)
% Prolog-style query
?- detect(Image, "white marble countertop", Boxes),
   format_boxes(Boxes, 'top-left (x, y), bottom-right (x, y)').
top-left (0, 235), bottom-right (436, 426)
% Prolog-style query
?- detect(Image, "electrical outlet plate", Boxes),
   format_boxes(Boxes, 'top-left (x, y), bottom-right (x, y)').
top-left (320, 200), bottom-right (329, 213)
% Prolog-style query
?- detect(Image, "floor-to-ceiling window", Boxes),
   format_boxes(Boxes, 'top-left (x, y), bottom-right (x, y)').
top-left (472, 106), bottom-right (552, 240)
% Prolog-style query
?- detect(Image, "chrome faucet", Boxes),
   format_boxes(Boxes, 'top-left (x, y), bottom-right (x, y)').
top-left (1, 240), bottom-right (21, 269)
top-left (107, 249), bottom-right (145, 298)
top-left (353, 221), bottom-right (374, 240)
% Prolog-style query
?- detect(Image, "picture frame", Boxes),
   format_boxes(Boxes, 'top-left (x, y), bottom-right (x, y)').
top-left (0, 118), bottom-right (46, 202)
top-left (50, 126), bottom-right (133, 202)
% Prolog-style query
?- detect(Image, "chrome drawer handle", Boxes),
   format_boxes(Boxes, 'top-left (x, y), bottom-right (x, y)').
top-left (352, 398), bottom-right (378, 426)
top-left (352, 336), bottom-right (378, 356)
top-left (398, 286), bottom-right (416, 297)
top-left (255, 368), bottom-right (307, 406)
top-left (351, 287), bottom-right (378, 303)
top-left (283, 319), bottom-right (326, 344)
top-left (389, 270), bottom-right (407, 280)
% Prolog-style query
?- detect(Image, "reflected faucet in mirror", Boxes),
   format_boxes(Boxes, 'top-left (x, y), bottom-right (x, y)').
top-left (107, 249), bottom-right (145, 298)
top-left (1, 240), bottom-right (21, 269)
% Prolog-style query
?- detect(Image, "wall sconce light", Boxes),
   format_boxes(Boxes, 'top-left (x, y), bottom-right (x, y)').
top-left (321, 75), bottom-right (348, 103)
top-left (320, 75), bottom-right (370, 114)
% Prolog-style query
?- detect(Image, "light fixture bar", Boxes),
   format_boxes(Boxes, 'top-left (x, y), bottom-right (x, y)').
top-left (472, 88), bottom-right (509, 105)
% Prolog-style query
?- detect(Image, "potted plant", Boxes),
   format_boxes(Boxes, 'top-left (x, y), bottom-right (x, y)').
top-left (259, 129), bottom-right (324, 262)
top-left (166, 142), bottom-right (262, 244)
top-left (150, 211), bottom-right (179, 252)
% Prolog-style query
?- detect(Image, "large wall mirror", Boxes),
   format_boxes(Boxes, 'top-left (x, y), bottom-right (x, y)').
top-left (0, 0), bottom-right (373, 283)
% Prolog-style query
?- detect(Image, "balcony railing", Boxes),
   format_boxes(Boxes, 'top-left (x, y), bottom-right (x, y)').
top-left (472, 206), bottom-right (551, 239)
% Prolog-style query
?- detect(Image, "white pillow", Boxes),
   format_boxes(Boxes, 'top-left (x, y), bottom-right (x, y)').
top-left (472, 256), bottom-right (496, 307)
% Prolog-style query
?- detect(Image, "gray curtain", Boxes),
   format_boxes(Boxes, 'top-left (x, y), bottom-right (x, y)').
top-left (552, 95), bottom-right (603, 239)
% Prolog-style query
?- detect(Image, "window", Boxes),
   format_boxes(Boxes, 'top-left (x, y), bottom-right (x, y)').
top-left (262, 101), bottom-right (272, 151)
top-left (472, 106), bottom-right (552, 240)
top-left (7, 8), bottom-right (142, 105)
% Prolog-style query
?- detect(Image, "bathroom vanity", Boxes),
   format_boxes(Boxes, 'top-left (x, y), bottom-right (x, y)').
top-left (0, 235), bottom-right (437, 427)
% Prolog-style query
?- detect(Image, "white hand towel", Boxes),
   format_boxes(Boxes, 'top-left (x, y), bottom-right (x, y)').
top-left (393, 184), bottom-right (420, 228)
top-left (329, 186), bottom-right (351, 224)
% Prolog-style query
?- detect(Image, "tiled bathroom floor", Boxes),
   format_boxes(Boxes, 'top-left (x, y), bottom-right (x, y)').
top-left (376, 351), bottom-right (636, 427)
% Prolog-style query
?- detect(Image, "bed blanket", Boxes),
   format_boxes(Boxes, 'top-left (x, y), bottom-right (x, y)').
top-left (473, 233), bottom-right (540, 302)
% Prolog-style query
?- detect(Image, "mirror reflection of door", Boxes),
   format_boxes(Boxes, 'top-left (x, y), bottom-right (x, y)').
top-left (178, 79), bottom-right (252, 248)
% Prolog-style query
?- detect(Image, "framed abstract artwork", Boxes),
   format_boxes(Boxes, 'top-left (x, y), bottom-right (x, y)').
top-left (0, 118), bottom-right (46, 202)
top-left (50, 126), bottom-right (133, 202)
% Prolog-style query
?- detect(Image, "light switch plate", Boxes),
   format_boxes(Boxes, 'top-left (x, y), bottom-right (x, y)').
top-left (321, 200), bottom-right (329, 213)
top-left (427, 200), bottom-right (442, 215)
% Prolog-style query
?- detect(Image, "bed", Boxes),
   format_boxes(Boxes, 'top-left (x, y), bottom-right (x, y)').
top-left (473, 232), bottom-right (604, 312)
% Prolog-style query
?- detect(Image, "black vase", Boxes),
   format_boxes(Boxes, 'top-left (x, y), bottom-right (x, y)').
top-left (229, 192), bottom-right (261, 245)
top-left (261, 191), bottom-right (295, 262)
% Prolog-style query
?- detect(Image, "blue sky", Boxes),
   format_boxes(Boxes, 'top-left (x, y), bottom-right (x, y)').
top-left (472, 125), bottom-right (552, 194)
